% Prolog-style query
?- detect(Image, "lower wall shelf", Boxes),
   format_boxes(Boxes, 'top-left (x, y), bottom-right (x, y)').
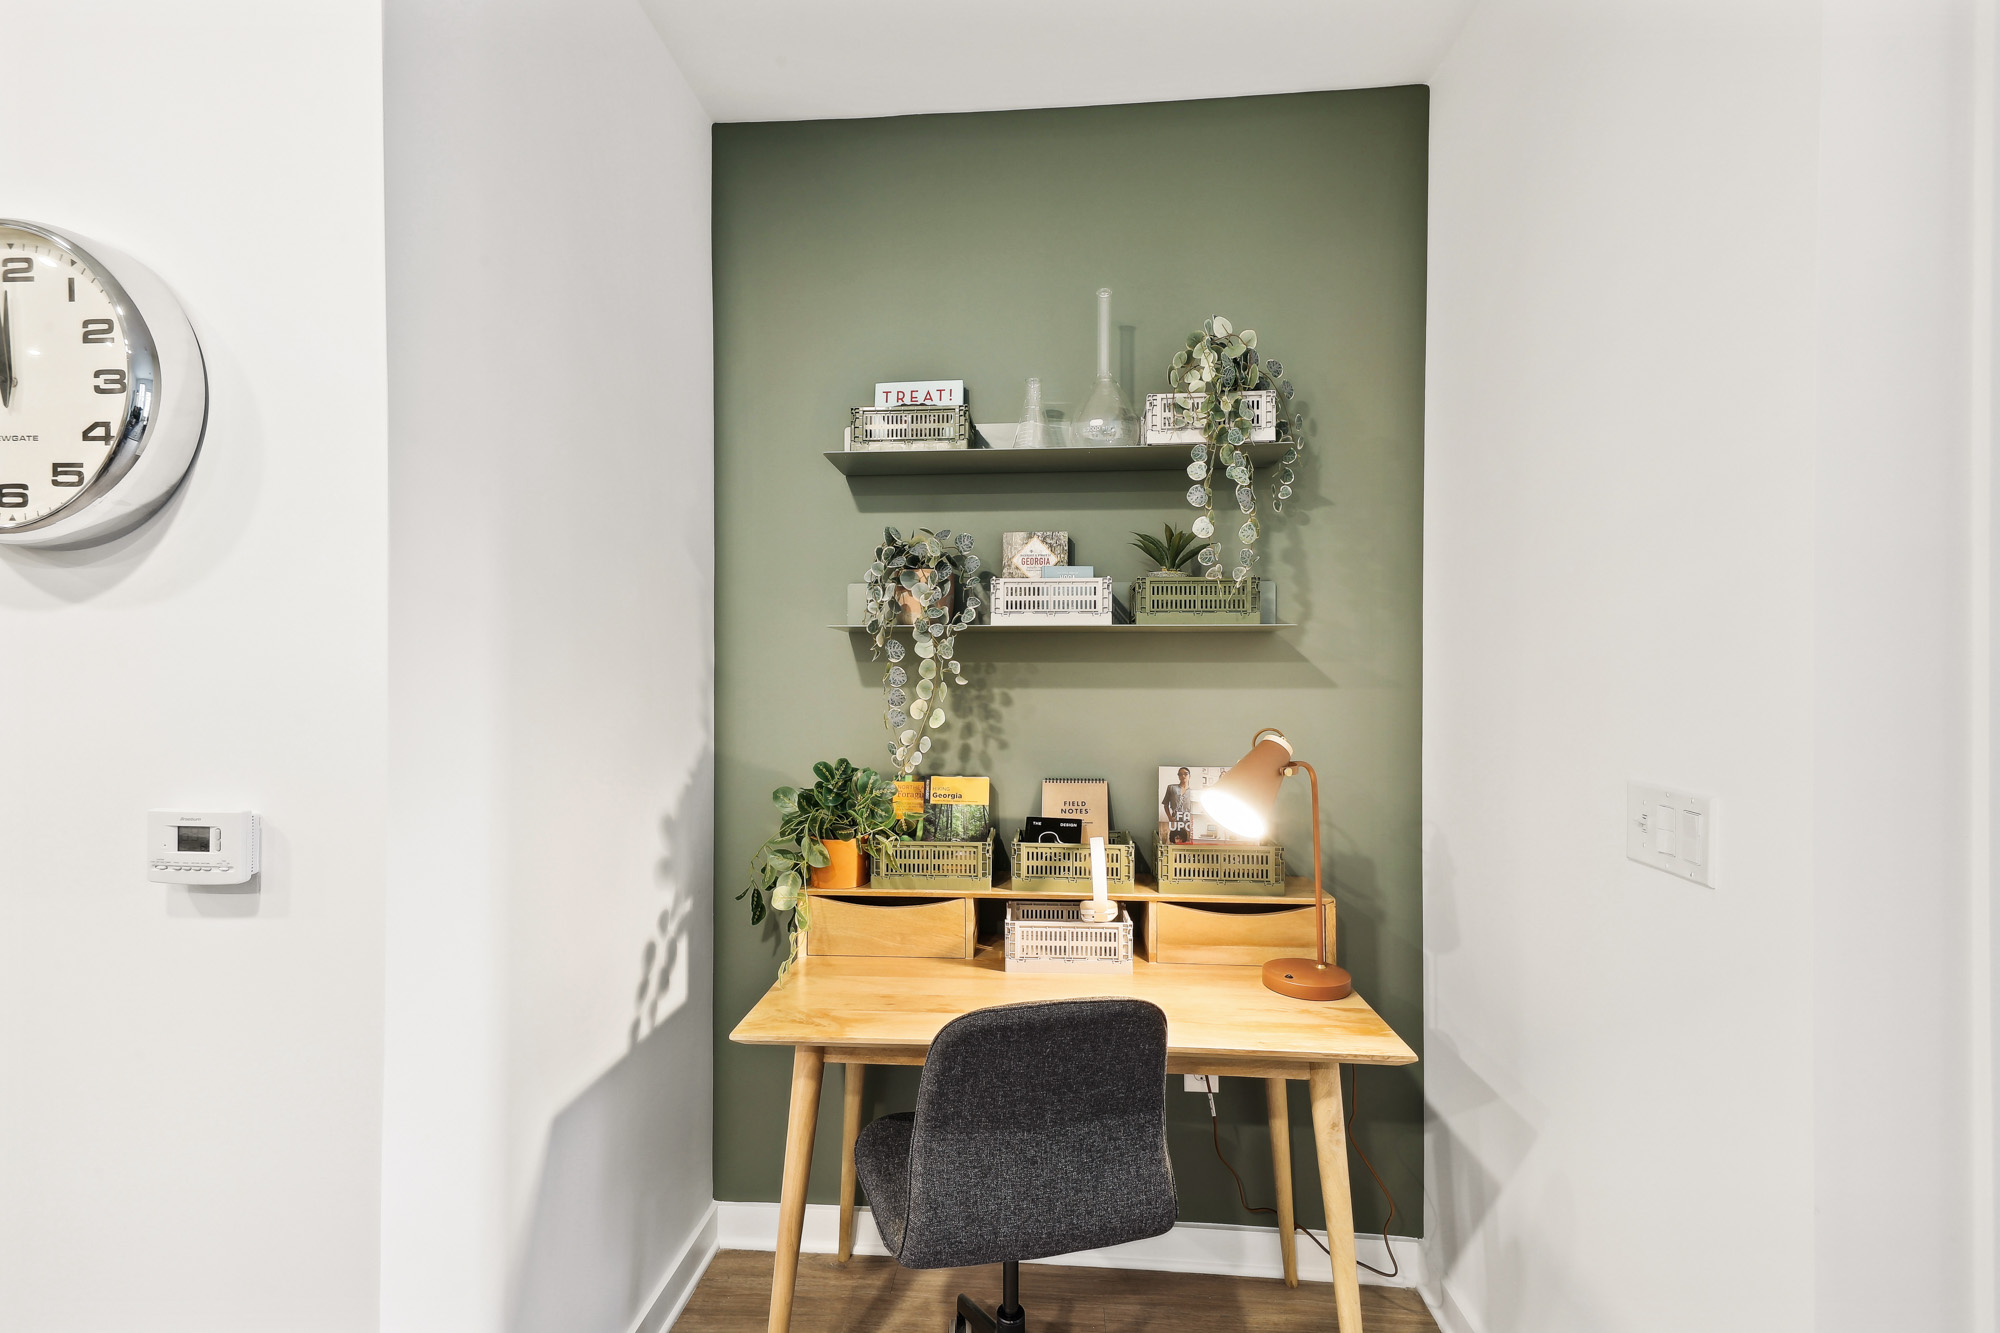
top-left (832, 623), bottom-right (1295, 634)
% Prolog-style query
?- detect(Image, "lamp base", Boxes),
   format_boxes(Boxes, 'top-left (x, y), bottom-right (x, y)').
top-left (1262, 957), bottom-right (1353, 1002)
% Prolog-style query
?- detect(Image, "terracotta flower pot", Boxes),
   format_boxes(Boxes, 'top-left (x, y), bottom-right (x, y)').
top-left (893, 568), bottom-right (956, 625)
top-left (809, 837), bottom-right (868, 889)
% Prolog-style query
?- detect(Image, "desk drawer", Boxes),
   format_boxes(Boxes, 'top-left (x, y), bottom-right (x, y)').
top-left (1144, 899), bottom-right (1328, 966)
top-left (806, 893), bottom-right (975, 959)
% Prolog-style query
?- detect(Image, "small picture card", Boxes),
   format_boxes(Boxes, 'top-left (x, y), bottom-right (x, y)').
top-left (1001, 531), bottom-right (1070, 579)
top-left (875, 379), bottom-right (964, 408)
top-left (1158, 765), bottom-right (1252, 844)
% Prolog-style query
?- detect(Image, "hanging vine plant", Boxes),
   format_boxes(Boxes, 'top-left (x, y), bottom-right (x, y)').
top-left (862, 526), bottom-right (982, 776)
top-left (1165, 316), bottom-right (1305, 581)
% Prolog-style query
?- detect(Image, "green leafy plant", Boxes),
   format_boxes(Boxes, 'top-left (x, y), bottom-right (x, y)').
top-left (1165, 315), bottom-right (1305, 581)
top-left (862, 526), bottom-right (981, 776)
top-left (740, 758), bottom-right (902, 974)
top-left (1130, 524), bottom-right (1203, 575)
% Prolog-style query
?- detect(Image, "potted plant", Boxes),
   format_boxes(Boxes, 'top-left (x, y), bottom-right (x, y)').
top-left (740, 758), bottom-right (902, 974)
top-left (862, 527), bottom-right (982, 777)
top-left (1130, 523), bottom-right (1261, 624)
top-left (1164, 315), bottom-right (1305, 582)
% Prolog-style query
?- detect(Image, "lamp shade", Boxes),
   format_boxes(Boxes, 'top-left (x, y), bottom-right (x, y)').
top-left (1198, 729), bottom-right (1294, 840)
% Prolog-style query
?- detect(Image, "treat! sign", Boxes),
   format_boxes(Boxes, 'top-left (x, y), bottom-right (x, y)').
top-left (876, 379), bottom-right (964, 407)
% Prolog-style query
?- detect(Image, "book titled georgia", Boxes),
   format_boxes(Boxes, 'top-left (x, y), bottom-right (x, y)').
top-left (923, 776), bottom-right (992, 842)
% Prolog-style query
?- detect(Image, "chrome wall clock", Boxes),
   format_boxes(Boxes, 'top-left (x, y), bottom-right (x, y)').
top-left (0, 219), bottom-right (206, 547)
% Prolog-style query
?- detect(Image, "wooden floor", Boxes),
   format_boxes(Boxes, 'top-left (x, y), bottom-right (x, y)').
top-left (676, 1250), bottom-right (1440, 1333)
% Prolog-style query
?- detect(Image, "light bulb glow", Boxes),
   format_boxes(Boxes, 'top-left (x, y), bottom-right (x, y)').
top-left (1199, 787), bottom-right (1268, 840)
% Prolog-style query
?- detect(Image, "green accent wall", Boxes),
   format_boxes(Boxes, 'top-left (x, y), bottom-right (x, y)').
top-left (713, 88), bottom-right (1427, 1237)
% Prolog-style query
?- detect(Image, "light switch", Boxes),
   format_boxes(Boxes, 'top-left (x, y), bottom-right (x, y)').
top-left (1627, 782), bottom-right (1713, 886)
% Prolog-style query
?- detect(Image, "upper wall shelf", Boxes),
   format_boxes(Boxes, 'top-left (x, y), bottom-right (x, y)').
top-left (824, 441), bottom-right (1290, 477)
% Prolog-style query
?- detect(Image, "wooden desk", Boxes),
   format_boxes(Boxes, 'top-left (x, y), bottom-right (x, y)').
top-left (730, 946), bottom-right (1418, 1333)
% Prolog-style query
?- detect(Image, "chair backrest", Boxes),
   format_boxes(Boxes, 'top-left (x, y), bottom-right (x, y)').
top-left (897, 997), bottom-right (1178, 1269)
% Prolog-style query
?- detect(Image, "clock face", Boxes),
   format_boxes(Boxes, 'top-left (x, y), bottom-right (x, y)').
top-left (0, 223), bottom-right (138, 529)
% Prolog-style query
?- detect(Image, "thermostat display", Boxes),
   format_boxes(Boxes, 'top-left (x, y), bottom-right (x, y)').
top-left (148, 811), bottom-right (259, 885)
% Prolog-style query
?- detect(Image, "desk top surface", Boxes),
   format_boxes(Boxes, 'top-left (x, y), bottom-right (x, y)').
top-left (730, 948), bottom-right (1418, 1067)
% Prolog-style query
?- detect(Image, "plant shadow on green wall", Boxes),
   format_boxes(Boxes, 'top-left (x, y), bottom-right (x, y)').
top-left (714, 85), bottom-right (1429, 1239)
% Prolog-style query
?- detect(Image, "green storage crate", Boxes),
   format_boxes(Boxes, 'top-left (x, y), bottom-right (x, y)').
top-left (873, 832), bottom-right (995, 893)
top-left (1009, 831), bottom-right (1137, 894)
top-left (1132, 574), bottom-right (1261, 624)
top-left (1154, 839), bottom-right (1287, 894)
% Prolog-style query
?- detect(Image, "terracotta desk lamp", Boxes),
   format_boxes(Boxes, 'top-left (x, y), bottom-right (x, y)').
top-left (1199, 728), bottom-right (1353, 1002)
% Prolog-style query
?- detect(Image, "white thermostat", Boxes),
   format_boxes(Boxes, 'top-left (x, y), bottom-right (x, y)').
top-left (147, 810), bottom-right (259, 885)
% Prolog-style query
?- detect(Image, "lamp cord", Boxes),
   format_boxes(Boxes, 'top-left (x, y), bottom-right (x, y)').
top-left (1202, 1068), bottom-right (1401, 1279)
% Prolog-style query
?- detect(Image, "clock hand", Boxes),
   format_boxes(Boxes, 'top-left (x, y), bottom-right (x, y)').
top-left (0, 289), bottom-right (13, 409)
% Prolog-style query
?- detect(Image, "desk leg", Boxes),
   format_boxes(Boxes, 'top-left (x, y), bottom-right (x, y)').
top-left (1265, 1077), bottom-right (1299, 1288)
top-left (837, 1062), bottom-right (865, 1263)
top-left (1308, 1062), bottom-right (1363, 1332)
top-left (769, 1045), bottom-right (826, 1333)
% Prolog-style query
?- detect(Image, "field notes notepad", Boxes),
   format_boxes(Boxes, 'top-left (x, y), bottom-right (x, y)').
top-left (1041, 778), bottom-right (1109, 843)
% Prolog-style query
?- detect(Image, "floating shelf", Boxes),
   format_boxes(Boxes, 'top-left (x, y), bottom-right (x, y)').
top-left (824, 441), bottom-right (1289, 477)
top-left (810, 874), bottom-right (1319, 905)
top-left (832, 623), bottom-right (1294, 634)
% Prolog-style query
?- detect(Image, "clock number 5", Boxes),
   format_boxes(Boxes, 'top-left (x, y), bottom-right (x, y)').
top-left (51, 464), bottom-right (85, 487)
top-left (81, 318), bottom-right (114, 344)
top-left (1, 257), bottom-right (31, 282)
top-left (0, 484), bottom-right (26, 508)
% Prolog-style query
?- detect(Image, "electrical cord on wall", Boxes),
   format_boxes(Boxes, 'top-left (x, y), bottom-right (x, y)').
top-left (1199, 1068), bottom-right (1401, 1279)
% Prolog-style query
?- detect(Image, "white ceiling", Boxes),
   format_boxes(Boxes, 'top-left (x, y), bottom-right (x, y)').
top-left (639, 0), bottom-right (1477, 123)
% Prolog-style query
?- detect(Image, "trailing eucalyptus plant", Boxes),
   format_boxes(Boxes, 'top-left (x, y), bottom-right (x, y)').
top-left (862, 526), bottom-right (981, 777)
top-left (740, 758), bottom-right (901, 975)
top-left (1130, 524), bottom-right (1203, 575)
top-left (1165, 316), bottom-right (1304, 582)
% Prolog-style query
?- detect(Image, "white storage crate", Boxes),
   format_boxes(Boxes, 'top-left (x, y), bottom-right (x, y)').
top-left (989, 576), bottom-right (1115, 625)
top-left (1142, 390), bottom-right (1280, 445)
top-left (1004, 901), bottom-right (1133, 974)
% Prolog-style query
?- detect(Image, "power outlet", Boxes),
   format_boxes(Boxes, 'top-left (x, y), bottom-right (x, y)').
top-left (1626, 781), bottom-right (1714, 886)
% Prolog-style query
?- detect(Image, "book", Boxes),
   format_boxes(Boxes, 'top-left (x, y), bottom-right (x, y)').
top-left (924, 776), bottom-right (991, 842)
top-left (892, 779), bottom-right (927, 826)
top-left (1001, 531), bottom-right (1069, 579)
top-left (1041, 778), bottom-right (1109, 844)
top-left (1158, 765), bottom-right (1253, 844)
top-left (1022, 815), bottom-right (1083, 844)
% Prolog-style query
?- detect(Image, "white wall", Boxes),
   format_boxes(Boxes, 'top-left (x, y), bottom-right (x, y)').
top-left (379, 3), bottom-right (716, 1332)
top-left (0, 4), bottom-right (390, 1331)
top-left (1425, 1), bottom-right (1987, 1330)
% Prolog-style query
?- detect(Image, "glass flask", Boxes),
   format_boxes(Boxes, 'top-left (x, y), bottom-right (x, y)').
top-left (1072, 287), bottom-right (1137, 447)
top-left (1012, 377), bottom-right (1051, 449)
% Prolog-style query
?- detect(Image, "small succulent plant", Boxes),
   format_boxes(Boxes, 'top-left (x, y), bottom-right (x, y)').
top-left (1166, 315), bottom-right (1304, 582)
top-left (1130, 524), bottom-right (1203, 575)
top-left (862, 527), bottom-right (981, 777)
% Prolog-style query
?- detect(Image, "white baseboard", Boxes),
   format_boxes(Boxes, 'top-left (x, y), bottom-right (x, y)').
top-left (632, 1201), bottom-right (720, 1333)
top-left (714, 1199), bottom-right (1422, 1290)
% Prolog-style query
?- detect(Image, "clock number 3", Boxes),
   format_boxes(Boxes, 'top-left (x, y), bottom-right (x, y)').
top-left (81, 318), bottom-right (114, 344)
top-left (94, 369), bottom-right (126, 394)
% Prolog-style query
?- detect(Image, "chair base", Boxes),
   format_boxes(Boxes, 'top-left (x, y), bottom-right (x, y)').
top-left (952, 1259), bottom-right (1025, 1333)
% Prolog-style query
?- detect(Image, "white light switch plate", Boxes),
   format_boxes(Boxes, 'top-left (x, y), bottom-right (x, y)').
top-left (1626, 782), bottom-right (1713, 886)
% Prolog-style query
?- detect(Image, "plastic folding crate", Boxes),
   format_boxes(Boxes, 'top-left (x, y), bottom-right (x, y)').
top-left (871, 833), bottom-right (995, 894)
top-left (1132, 574), bottom-right (1261, 625)
top-left (989, 576), bottom-right (1115, 625)
top-left (1004, 900), bottom-right (1133, 974)
top-left (1153, 839), bottom-right (1287, 894)
top-left (1009, 830), bottom-right (1137, 893)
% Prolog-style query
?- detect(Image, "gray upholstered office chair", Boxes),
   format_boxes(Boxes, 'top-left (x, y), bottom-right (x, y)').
top-left (853, 997), bottom-right (1178, 1333)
